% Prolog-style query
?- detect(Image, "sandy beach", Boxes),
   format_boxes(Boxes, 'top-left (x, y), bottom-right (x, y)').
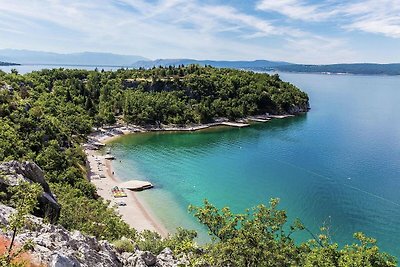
top-left (85, 148), bottom-right (168, 237)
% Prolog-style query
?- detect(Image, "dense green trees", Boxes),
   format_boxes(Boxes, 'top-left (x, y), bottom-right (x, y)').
top-left (4, 65), bottom-right (308, 127)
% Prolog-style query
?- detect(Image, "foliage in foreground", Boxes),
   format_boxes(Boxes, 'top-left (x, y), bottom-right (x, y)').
top-left (188, 198), bottom-right (397, 267)
top-left (0, 182), bottom-right (42, 267)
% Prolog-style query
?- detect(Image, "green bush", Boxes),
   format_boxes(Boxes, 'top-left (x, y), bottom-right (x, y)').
top-left (112, 238), bottom-right (136, 253)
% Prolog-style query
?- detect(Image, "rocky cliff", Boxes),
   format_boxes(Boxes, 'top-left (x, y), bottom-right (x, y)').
top-left (0, 161), bottom-right (60, 222)
top-left (0, 204), bottom-right (187, 267)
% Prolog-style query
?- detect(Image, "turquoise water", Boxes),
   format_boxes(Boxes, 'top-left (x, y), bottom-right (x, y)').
top-left (110, 73), bottom-right (400, 258)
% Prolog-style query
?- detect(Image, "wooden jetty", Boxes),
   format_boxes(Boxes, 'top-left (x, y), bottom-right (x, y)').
top-left (119, 180), bottom-right (154, 191)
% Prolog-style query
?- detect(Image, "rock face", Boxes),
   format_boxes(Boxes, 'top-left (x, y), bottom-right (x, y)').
top-left (0, 161), bottom-right (60, 222)
top-left (0, 204), bottom-right (187, 267)
top-left (288, 105), bottom-right (310, 114)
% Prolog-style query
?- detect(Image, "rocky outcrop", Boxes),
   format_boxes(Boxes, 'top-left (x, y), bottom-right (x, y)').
top-left (0, 161), bottom-right (60, 222)
top-left (288, 104), bottom-right (310, 114)
top-left (0, 83), bottom-right (14, 92)
top-left (0, 204), bottom-right (188, 267)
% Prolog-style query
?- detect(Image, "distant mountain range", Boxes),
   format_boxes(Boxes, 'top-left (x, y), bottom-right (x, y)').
top-left (271, 63), bottom-right (400, 76)
top-left (0, 49), bottom-right (147, 66)
top-left (134, 59), bottom-right (400, 75)
top-left (1, 49), bottom-right (399, 75)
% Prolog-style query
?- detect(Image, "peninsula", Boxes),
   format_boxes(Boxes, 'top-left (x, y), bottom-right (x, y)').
top-left (0, 61), bottom-right (19, 66)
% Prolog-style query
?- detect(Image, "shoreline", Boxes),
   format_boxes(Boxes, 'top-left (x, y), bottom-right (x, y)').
top-left (87, 114), bottom-right (299, 145)
top-left (84, 114), bottom-right (301, 237)
top-left (85, 148), bottom-right (168, 237)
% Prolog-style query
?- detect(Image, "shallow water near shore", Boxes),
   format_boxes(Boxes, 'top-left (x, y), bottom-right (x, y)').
top-left (110, 72), bottom-right (400, 258)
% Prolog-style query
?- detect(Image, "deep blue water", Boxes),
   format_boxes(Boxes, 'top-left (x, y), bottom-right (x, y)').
top-left (108, 72), bottom-right (400, 258)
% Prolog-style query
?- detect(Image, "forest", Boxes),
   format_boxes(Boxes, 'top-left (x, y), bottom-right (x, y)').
top-left (0, 66), bottom-right (396, 266)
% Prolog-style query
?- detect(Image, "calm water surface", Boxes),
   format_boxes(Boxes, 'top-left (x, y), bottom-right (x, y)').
top-left (108, 73), bottom-right (400, 257)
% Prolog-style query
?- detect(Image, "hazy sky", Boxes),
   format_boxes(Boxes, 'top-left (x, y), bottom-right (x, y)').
top-left (1, 0), bottom-right (400, 64)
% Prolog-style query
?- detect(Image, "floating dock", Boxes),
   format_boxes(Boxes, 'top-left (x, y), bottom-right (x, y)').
top-left (187, 125), bottom-right (211, 131)
top-left (119, 180), bottom-right (154, 191)
top-left (247, 117), bottom-right (271, 123)
top-left (220, 122), bottom-right (250, 128)
top-left (268, 115), bottom-right (295, 119)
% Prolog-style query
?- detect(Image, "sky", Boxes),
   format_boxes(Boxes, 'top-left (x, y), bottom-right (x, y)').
top-left (0, 0), bottom-right (400, 64)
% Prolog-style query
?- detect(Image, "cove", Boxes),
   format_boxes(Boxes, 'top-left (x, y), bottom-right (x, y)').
top-left (109, 72), bottom-right (400, 258)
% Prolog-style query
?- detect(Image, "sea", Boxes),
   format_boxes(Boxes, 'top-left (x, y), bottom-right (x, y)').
top-left (2, 64), bottom-right (399, 258)
top-left (109, 72), bottom-right (400, 258)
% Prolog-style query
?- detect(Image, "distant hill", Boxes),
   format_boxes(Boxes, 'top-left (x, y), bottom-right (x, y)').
top-left (0, 49), bottom-right (147, 66)
top-left (2, 49), bottom-right (399, 75)
top-left (0, 61), bottom-right (19, 66)
top-left (133, 59), bottom-right (400, 75)
top-left (132, 59), bottom-right (291, 69)
top-left (272, 63), bottom-right (400, 76)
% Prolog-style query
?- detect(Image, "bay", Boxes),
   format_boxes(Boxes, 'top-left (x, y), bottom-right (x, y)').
top-left (110, 72), bottom-right (400, 258)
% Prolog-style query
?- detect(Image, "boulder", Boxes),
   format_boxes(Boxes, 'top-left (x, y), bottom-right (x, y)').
top-left (156, 248), bottom-right (184, 267)
top-left (124, 252), bottom-right (148, 267)
top-left (140, 251), bottom-right (157, 266)
top-left (50, 252), bottom-right (81, 267)
top-left (0, 161), bottom-right (60, 222)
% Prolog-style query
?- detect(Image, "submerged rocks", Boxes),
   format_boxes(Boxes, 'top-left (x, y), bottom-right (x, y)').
top-left (0, 204), bottom-right (188, 267)
top-left (0, 160), bottom-right (60, 222)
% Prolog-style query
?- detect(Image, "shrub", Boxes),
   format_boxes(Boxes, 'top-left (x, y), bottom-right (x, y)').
top-left (112, 238), bottom-right (136, 253)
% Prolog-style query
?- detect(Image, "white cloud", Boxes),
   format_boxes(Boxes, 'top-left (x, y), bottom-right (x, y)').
top-left (256, 0), bottom-right (400, 39)
top-left (2, 0), bottom-right (390, 63)
top-left (343, 0), bottom-right (400, 38)
top-left (0, 0), bottom-right (294, 60)
top-left (256, 0), bottom-right (338, 21)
